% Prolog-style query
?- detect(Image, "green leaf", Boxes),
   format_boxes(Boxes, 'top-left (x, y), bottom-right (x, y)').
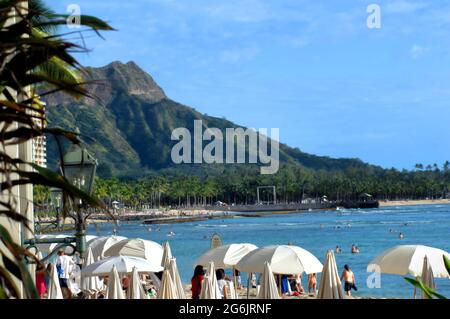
top-left (403, 277), bottom-right (447, 299)
top-left (444, 255), bottom-right (450, 277)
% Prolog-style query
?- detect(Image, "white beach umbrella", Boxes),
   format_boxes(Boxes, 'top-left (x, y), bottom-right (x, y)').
top-left (161, 241), bottom-right (173, 268)
top-left (157, 270), bottom-right (177, 299)
top-left (104, 238), bottom-right (163, 263)
top-left (127, 266), bottom-right (148, 299)
top-left (195, 243), bottom-right (258, 269)
top-left (47, 263), bottom-right (63, 299)
top-left (81, 255), bottom-right (163, 277)
top-left (317, 250), bottom-right (344, 299)
top-left (80, 247), bottom-right (103, 293)
top-left (257, 262), bottom-right (280, 299)
top-left (87, 236), bottom-right (127, 260)
top-left (200, 261), bottom-right (221, 299)
top-left (106, 265), bottom-right (125, 299)
top-left (421, 256), bottom-right (435, 299)
top-left (236, 245), bottom-right (323, 275)
top-left (367, 245), bottom-right (450, 278)
top-left (167, 258), bottom-right (186, 299)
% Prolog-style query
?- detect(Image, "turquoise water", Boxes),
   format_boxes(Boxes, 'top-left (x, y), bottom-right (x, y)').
top-left (86, 204), bottom-right (450, 299)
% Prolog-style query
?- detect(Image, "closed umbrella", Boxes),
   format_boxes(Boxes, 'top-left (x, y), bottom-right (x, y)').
top-left (81, 255), bottom-right (163, 277)
top-left (106, 265), bottom-right (125, 299)
top-left (317, 250), bottom-right (344, 299)
top-left (167, 258), bottom-right (186, 299)
top-left (127, 266), bottom-right (148, 299)
top-left (104, 238), bottom-right (163, 263)
top-left (257, 262), bottom-right (280, 299)
top-left (87, 236), bottom-right (127, 260)
top-left (47, 263), bottom-right (63, 299)
top-left (367, 245), bottom-right (450, 278)
top-left (236, 245), bottom-right (323, 275)
top-left (421, 256), bottom-right (435, 299)
top-left (81, 247), bottom-right (103, 293)
top-left (161, 241), bottom-right (173, 268)
top-left (200, 261), bottom-right (221, 299)
top-left (157, 270), bottom-right (177, 299)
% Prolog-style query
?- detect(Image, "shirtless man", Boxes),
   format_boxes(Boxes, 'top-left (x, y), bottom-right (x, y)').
top-left (341, 264), bottom-right (356, 297)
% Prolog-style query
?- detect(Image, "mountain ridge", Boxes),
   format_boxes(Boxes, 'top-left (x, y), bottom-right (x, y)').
top-left (45, 60), bottom-right (380, 178)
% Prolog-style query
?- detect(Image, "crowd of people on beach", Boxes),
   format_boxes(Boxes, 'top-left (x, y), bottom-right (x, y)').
top-left (190, 264), bottom-right (355, 299)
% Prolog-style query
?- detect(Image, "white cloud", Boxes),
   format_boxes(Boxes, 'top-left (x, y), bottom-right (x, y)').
top-left (410, 45), bottom-right (429, 59)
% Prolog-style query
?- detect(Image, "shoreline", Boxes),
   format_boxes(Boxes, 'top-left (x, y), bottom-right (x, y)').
top-left (379, 199), bottom-right (450, 207)
top-left (37, 199), bottom-right (450, 232)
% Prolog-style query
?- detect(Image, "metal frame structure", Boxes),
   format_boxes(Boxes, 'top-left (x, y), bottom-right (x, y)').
top-left (256, 186), bottom-right (277, 205)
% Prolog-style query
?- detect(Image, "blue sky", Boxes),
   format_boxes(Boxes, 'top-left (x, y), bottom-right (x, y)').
top-left (51, 0), bottom-right (450, 169)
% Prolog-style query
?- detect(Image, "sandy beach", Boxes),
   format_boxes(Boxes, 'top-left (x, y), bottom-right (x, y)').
top-left (379, 199), bottom-right (450, 207)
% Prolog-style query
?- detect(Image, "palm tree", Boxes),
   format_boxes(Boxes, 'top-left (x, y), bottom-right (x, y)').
top-left (0, 0), bottom-right (113, 298)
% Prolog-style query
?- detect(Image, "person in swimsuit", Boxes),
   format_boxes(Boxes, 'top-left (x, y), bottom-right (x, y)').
top-left (308, 273), bottom-right (317, 296)
top-left (341, 264), bottom-right (356, 297)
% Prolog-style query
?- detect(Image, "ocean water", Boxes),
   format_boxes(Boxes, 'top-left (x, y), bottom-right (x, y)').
top-left (86, 204), bottom-right (450, 299)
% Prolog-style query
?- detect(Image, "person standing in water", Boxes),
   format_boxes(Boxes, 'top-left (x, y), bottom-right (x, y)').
top-left (308, 273), bottom-right (317, 296)
top-left (341, 264), bottom-right (357, 297)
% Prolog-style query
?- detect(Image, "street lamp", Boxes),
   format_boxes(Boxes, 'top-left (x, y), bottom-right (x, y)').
top-left (61, 143), bottom-right (98, 260)
top-left (62, 143), bottom-right (97, 196)
top-left (24, 142), bottom-right (98, 263)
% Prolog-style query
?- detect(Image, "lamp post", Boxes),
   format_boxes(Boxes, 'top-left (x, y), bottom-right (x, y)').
top-left (49, 187), bottom-right (62, 230)
top-left (61, 143), bottom-right (98, 260)
top-left (24, 143), bottom-right (98, 263)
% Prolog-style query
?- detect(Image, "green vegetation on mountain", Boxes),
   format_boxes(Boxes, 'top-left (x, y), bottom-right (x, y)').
top-left (43, 61), bottom-right (450, 206)
top-left (45, 60), bottom-right (377, 178)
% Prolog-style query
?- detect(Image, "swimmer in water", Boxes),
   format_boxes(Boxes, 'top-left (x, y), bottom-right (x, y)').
top-left (399, 232), bottom-right (404, 239)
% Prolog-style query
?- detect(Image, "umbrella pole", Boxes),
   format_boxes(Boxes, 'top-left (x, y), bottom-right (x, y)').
top-left (278, 275), bottom-right (282, 297)
top-left (233, 266), bottom-right (238, 297)
top-left (247, 273), bottom-right (251, 299)
top-left (413, 287), bottom-right (416, 299)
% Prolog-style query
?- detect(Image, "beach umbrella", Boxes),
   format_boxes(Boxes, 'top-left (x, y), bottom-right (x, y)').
top-left (81, 255), bottom-right (163, 277)
top-left (317, 250), bottom-right (344, 299)
top-left (87, 236), bottom-right (127, 260)
top-left (367, 245), bottom-right (450, 278)
top-left (161, 241), bottom-right (173, 268)
top-left (104, 238), bottom-right (163, 263)
top-left (200, 261), bottom-right (221, 299)
top-left (195, 243), bottom-right (258, 269)
top-left (167, 258), bottom-right (186, 299)
top-left (127, 266), bottom-right (148, 299)
top-left (80, 247), bottom-right (103, 294)
top-left (195, 243), bottom-right (257, 296)
top-left (236, 245), bottom-right (323, 275)
top-left (106, 265), bottom-right (125, 299)
top-left (47, 263), bottom-right (63, 299)
top-left (421, 256), bottom-right (435, 299)
top-left (157, 270), bottom-right (177, 299)
top-left (257, 262), bottom-right (280, 299)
